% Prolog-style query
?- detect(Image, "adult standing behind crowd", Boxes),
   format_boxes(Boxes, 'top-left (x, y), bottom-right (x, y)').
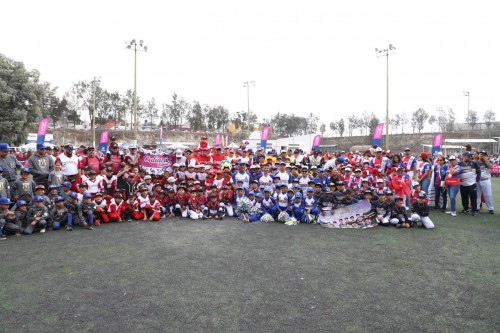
top-left (476, 150), bottom-right (494, 214)
top-left (56, 144), bottom-right (79, 183)
top-left (79, 146), bottom-right (101, 175)
top-left (28, 144), bottom-right (54, 187)
top-left (458, 151), bottom-right (480, 216)
top-left (0, 144), bottom-right (22, 185)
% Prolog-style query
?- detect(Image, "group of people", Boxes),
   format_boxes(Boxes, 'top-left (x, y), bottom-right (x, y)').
top-left (0, 134), bottom-right (496, 239)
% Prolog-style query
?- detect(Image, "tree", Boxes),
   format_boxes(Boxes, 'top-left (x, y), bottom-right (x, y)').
top-left (207, 106), bottom-right (230, 132)
top-left (347, 115), bottom-right (359, 136)
top-left (337, 118), bottom-right (345, 137)
top-left (162, 93), bottom-right (189, 130)
top-left (367, 115), bottom-right (380, 137)
top-left (186, 101), bottom-right (206, 131)
top-left (329, 121), bottom-right (338, 136)
top-left (483, 109), bottom-right (495, 130)
top-left (428, 115), bottom-right (437, 132)
top-left (465, 110), bottom-right (479, 130)
top-left (234, 111), bottom-right (258, 133)
top-left (446, 107), bottom-right (455, 132)
top-left (400, 113), bottom-right (409, 134)
top-left (320, 123), bottom-right (326, 136)
top-left (437, 107), bottom-right (447, 132)
top-left (0, 53), bottom-right (46, 144)
top-left (142, 98), bottom-right (159, 127)
top-left (391, 113), bottom-right (401, 134)
top-left (411, 108), bottom-right (429, 133)
top-left (66, 80), bottom-right (107, 129)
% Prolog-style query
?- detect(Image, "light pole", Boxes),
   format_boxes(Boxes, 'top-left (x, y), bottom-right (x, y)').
top-left (126, 39), bottom-right (147, 140)
top-left (92, 76), bottom-right (101, 148)
top-left (243, 81), bottom-right (255, 135)
top-left (375, 44), bottom-right (396, 149)
top-left (463, 91), bottom-right (470, 139)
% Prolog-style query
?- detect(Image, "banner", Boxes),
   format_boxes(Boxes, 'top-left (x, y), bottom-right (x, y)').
top-left (159, 127), bottom-right (163, 145)
top-left (431, 133), bottom-right (442, 156)
top-left (372, 123), bottom-right (384, 147)
top-left (99, 131), bottom-right (109, 155)
top-left (312, 135), bottom-right (321, 150)
top-left (215, 134), bottom-right (221, 147)
top-left (492, 163), bottom-right (500, 176)
top-left (139, 152), bottom-right (176, 175)
top-left (37, 118), bottom-right (49, 145)
top-left (260, 127), bottom-right (270, 150)
top-left (318, 200), bottom-right (373, 227)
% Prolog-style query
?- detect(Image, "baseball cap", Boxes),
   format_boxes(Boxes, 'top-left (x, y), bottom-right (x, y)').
top-left (463, 151), bottom-right (472, 157)
top-left (36, 144), bottom-right (46, 150)
top-left (448, 155), bottom-right (456, 160)
top-left (0, 143), bottom-right (10, 152)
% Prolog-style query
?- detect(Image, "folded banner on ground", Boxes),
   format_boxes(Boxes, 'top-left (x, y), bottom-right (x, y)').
top-left (139, 152), bottom-right (176, 175)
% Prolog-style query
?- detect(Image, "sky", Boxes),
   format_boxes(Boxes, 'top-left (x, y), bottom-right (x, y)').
top-left (1, 0), bottom-right (499, 133)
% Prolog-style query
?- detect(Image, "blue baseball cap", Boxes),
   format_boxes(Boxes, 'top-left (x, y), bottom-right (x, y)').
top-left (63, 182), bottom-right (72, 188)
top-left (0, 143), bottom-right (10, 152)
top-left (33, 196), bottom-right (45, 202)
top-left (36, 144), bottom-right (47, 150)
top-left (0, 197), bottom-right (12, 205)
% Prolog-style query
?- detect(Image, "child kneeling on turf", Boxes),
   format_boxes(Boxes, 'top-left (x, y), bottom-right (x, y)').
top-left (410, 192), bottom-right (434, 229)
top-left (203, 193), bottom-right (224, 220)
top-left (389, 196), bottom-right (411, 228)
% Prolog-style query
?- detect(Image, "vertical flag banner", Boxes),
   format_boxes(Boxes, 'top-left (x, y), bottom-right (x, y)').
top-left (372, 123), bottom-right (384, 147)
top-left (431, 133), bottom-right (443, 156)
top-left (159, 127), bottom-right (163, 145)
top-left (99, 131), bottom-right (109, 155)
top-left (260, 126), bottom-right (270, 150)
top-left (312, 135), bottom-right (321, 150)
top-left (225, 135), bottom-right (229, 147)
top-left (37, 118), bottom-right (49, 145)
top-left (215, 134), bottom-right (221, 147)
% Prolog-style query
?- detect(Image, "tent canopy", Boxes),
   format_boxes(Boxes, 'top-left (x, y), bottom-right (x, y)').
top-left (444, 139), bottom-right (497, 143)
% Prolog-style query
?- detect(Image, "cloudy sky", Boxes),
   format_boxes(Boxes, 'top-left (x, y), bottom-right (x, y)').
top-left (1, 0), bottom-right (499, 132)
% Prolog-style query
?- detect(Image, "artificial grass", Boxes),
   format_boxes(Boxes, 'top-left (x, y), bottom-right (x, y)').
top-left (0, 179), bottom-right (498, 333)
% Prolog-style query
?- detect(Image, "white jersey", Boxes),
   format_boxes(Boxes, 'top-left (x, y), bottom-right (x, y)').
top-left (85, 178), bottom-right (102, 194)
top-left (277, 193), bottom-right (289, 208)
top-left (58, 153), bottom-right (79, 176)
top-left (298, 176), bottom-right (312, 189)
top-left (213, 178), bottom-right (224, 189)
top-left (137, 194), bottom-right (149, 208)
top-left (234, 172), bottom-right (251, 189)
top-left (275, 171), bottom-right (291, 183)
top-left (304, 196), bottom-right (316, 210)
top-left (258, 174), bottom-right (274, 187)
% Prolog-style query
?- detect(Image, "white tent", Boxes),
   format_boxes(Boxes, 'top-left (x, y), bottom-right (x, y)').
top-left (227, 142), bottom-right (240, 149)
top-left (167, 143), bottom-right (189, 149)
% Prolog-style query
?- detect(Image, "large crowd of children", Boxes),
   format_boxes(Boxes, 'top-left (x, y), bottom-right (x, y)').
top-left (0, 135), bottom-right (496, 240)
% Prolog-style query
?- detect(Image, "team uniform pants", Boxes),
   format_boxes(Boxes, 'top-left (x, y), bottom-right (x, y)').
top-left (3, 222), bottom-right (22, 235)
top-left (434, 184), bottom-right (447, 209)
top-left (24, 219), bottom-right (47, 235)
top-left (143, 208), bottom-right (161, 221)
top-left (447, 185), bottom-right (460, 213)
top-left (410, 214), bottom-right (435, 229)
top-left (460, 183), bottom-right (477, 213)
top-left (188, 209), bottom-right (203, 220)
top-left (95, 210), bottom-right (110, 223)
top-left (477, 179), bottom-right (494, 211)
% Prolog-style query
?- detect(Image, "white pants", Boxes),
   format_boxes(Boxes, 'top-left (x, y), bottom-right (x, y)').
top-left (377, 215), bottom-right (390, 225)
top-left (189, 210), bottom-right (203, 220)
top-left (222, 203), bottom-right (234, 217)
top-left (477, 179), bottom-right (494, 211)
top-left (389, 218), bottom-right (400, 225)
top-left (175, 204), bottom-right (189, 218)
top-left (410, 213), bottom-right (434, 229)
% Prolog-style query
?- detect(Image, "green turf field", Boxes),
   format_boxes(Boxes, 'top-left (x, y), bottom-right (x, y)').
top-left (1, 178), bottom-right (499, 333)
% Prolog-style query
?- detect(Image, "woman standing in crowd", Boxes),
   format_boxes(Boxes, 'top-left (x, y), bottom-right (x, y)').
top-left (445, 156), bottom-right (461, 217)
top-left (417, 152), bottom-right (432, 194)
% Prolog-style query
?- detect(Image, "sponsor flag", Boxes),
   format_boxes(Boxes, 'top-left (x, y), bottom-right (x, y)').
top-left (372, 123), bottom-right (384, 147)
top-left (260, 127), bottom-right (270, 150)
top-left (431, 133), bottom-right (442, 156)
top-left (99, 131), bottom-right (109, 155)
top-left (37, 118), bottom-right (49, 145)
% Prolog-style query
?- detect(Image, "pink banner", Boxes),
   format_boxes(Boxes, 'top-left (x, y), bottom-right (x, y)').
top-left (433, 133), bottom-right (442, 147)
top-left (261, 127), bottom-right (270, 141)
top-left (37, 118), bottom-right (49, 136)
top-left (139, 153), bottom-right (176, 175)
top-left (373, 123), bottom-right (384, 140)
top-left (99, 131), bottom-right (109, 144)
top-left (215, 134), bottom-right (221, 146)
top-left (312, 135), bottom-right (321, 148)
top-left (492, 163), bottom-right (500, 175)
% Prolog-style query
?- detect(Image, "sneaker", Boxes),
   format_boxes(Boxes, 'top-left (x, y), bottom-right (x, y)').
top-left (471, 212), bottom-right (477, 217)
top-left (460, 210), bottom-right (469, 214)
top-left (0, 234), bottom-right (6, 240)
top-left (86, 225), bottom-right (94, 230)
top-left (160, 215), bottom-right (166, 219)
top-left (95, 220), bottom-right (101, 226)
top-left (127, 218), bottom-right (132, 222)
top-left (451, 211), bottom-right (457, 217)
top-left (40, 228), bottom-right (46, 233)
top-left (66, 225), bottom-right (73, 231)
top-left (445, 211), bottom-right (452, 214)
top-left (489, 210), bottom-right (494, 214)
